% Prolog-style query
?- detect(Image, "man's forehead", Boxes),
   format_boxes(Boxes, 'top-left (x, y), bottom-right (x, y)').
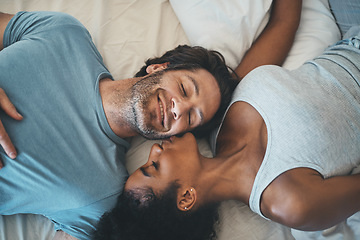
top-left (182, 68), bottom-right (218, 86)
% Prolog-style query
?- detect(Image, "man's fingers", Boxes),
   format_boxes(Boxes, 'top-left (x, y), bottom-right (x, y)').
top-left (0, 121), bottom-right (17, 159)
top-left (0, 88), bottom-right (23, 120)
top-left (0, 88), bottom-right (20, 161)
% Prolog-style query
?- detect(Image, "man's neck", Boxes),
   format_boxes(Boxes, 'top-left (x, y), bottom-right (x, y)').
top-left (98, 77), bottom-right (139, 138)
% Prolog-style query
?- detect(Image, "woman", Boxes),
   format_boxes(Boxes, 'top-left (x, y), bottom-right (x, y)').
top-left (96, 24), bottom-right (360, 236)
top-left (95, 0), bottom-right (360, 239)
top-left (94, 3), bottom-right (360, 240)
top-left (92, 0), bottom-right (303, 239)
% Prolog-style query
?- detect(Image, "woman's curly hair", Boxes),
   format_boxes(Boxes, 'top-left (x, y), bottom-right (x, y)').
top-left (93, 182), bottom-right (220, 240)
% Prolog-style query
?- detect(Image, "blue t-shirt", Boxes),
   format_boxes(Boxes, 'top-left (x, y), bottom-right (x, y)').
top-left (0, 11), bottom-right (129, 239)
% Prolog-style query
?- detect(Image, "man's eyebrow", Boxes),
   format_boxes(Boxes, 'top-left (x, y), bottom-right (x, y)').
top-left (186, 75), bottom-right (204, 124)
top-left (199, 111), bottom-right (204, 125)
top-left (187, 75), bottom-right (199, 96)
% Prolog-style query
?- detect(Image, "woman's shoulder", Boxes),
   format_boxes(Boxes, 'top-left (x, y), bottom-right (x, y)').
top-left (260, 167), bottom-right (323, 227)
top-left (216, 101), bottom-right (266, 157)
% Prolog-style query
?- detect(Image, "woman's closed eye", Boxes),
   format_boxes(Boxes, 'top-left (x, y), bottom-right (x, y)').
top-left (152, 161), bottom-right (158, 170)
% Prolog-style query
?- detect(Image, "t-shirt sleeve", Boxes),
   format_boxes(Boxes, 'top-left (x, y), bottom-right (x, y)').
top-left (3, 11), bottom-right (86, 48)
top-left (49, 193), bottom-right (119, 240)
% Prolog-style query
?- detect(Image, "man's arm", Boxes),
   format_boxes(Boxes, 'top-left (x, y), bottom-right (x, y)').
top-left (261, 168), bottom-right (360, 231)
top-left (0, 12), bottom-right (14, 51)
top-left (0, 12), bottom-right (23, 161)
top-left (235, 0), bottom-right (302, 79)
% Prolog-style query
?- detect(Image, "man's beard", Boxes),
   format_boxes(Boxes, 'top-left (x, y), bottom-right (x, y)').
top-left (123, 71), bottom-right (171, 139)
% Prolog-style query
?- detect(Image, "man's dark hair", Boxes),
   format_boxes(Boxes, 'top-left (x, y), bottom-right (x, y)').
top-left (135, 45), bottom-right (239, 138)
top-left (93, 182), bottom-right (220, 240)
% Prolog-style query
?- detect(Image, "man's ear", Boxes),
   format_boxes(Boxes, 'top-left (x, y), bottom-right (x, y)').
top-left (177, 187), bottom-right (197, 211)
top-left (146, 62), bottom-right (169, 74)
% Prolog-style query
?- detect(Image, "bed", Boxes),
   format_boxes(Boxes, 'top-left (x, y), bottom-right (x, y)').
top-left (0, 0), bottom-right (359, 239)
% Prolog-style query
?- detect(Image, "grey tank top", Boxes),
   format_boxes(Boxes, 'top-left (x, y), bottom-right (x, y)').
top-left (211, 36), bottom-right (360, 218)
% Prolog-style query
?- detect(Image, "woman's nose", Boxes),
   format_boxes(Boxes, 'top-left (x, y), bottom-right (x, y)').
top-left (149, 143), bottom-right (162, 157)
top-left (171, 98), bottom-right (190, 120)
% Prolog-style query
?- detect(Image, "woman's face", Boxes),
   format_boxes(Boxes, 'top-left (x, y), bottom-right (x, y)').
top-left (125, 132), bottom-right (202, 194)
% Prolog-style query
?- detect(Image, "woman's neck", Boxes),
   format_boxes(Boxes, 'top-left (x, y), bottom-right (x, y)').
top-left (197, 101), bottom-right (268, 206)
top-left (198, 147), bottom-right (261, 206)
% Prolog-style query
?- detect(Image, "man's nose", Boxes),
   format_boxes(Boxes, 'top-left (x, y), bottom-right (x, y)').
top-left (171, 98), bottom-right (190, 120)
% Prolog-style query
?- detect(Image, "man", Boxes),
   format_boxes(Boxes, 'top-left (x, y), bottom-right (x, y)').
top-left (0, 11), bottom-right (236, 240)
top-left (0, 12), bottom-right (236, 160)
top-left (0, 0), bottom-right (300, 238)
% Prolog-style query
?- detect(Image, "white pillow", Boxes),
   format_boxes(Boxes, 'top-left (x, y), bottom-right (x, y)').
top-left (169, 0), bottom-right (272, 69)
top-left (170, 0), bottom-right (341, 70)
top-left (283, 0), bottom-right (341, 69)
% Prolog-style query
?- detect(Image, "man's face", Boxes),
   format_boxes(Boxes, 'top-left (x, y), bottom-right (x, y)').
top-left (128, 68), bottom-right (221, 139)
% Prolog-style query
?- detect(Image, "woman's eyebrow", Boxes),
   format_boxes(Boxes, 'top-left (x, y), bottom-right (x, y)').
top-left (140, 167), bottom-right (150, 177)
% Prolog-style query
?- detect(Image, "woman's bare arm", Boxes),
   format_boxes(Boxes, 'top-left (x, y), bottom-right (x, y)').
top-left (262, 168), bottom-right (360, 231)
top-left (235, 0), bottom-right (302, 79)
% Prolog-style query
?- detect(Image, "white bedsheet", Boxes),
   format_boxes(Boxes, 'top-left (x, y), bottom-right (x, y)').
top-left (0, 0), bottom-right (359, 240)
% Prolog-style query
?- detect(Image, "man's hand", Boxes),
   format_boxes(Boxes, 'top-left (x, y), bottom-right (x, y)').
top-left (0, 88), bottom-right (23, 164)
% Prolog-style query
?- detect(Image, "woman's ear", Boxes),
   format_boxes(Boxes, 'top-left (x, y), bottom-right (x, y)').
top-left (146, 62), bottom-right (169, 74)
top-left (177, 187), bottom-right (197, 211)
